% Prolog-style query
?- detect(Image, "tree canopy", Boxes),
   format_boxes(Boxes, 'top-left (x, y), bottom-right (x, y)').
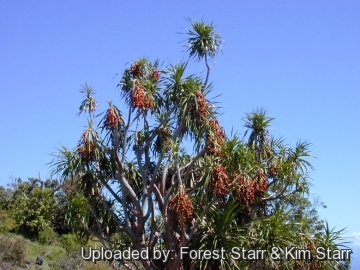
top-left (47, 19), bottom-right (350, 270)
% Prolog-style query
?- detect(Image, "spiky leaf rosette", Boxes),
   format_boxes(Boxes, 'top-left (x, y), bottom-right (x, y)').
top-left (118, 58), bottom-right (161, 111)
top-left (77, 83), bottom-right (98, 116)
top-left (177, 77), bottom-right (209, 132)
top-left (183, 19), bottom-right (223, 61)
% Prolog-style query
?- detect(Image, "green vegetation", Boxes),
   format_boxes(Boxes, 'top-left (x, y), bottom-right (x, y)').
top-left (0, 232), bottom-right (121, 270)
top-left (0, 179), bottom-right (122, 269)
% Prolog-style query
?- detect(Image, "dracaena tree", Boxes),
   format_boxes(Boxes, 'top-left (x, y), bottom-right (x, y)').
top-left (50, 19), bottom-right (349, 270)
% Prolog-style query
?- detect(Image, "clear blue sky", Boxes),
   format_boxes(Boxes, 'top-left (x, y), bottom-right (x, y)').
top-left (1, 0), bottom-right (359, 266)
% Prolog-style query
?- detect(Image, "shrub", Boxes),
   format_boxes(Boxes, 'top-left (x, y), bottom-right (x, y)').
top-left (14, 187), bottom-right (58, 239)
top-left (0, 210), bottom-right (16, 233)
top-left (37, 224), bottom-right (58, 245)
top-left (59, 233), bottom-right (80, 252)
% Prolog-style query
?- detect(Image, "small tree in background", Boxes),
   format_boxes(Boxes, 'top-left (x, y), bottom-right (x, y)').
top-left (0, 178), bottom-right (59, 240)
top-left (50, 19), bottom-right (350, 269)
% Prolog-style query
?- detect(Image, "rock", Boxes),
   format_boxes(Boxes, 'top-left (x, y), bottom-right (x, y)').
top-left (35, 256), bottom-right (44, 265)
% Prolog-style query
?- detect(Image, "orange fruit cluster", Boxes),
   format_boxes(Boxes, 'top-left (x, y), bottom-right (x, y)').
top-left (105, 107), bottom-right (121, 130)
top-left (151, 68), bottom-right (160, 82)
top-left (132, 85), bottom-right (153, 109)
top-left (234, 171), bottom-right (268, 208)
top-left (210, 165), bottom-right (230, 197)
top-left (234, 174), bottom-right (256, 207)
top-left (194, 91), bottom-right (210, 119)
top-left (169, 189), bottom-right (194, 223)
top-left (206, 119), bottom-right (225, 155)
top-left (254, 171), bottom-right (268, 195)
top-left (131, 62), bottom-right (143, 77)
top-left (78, 140), bottom-right (96, 162)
